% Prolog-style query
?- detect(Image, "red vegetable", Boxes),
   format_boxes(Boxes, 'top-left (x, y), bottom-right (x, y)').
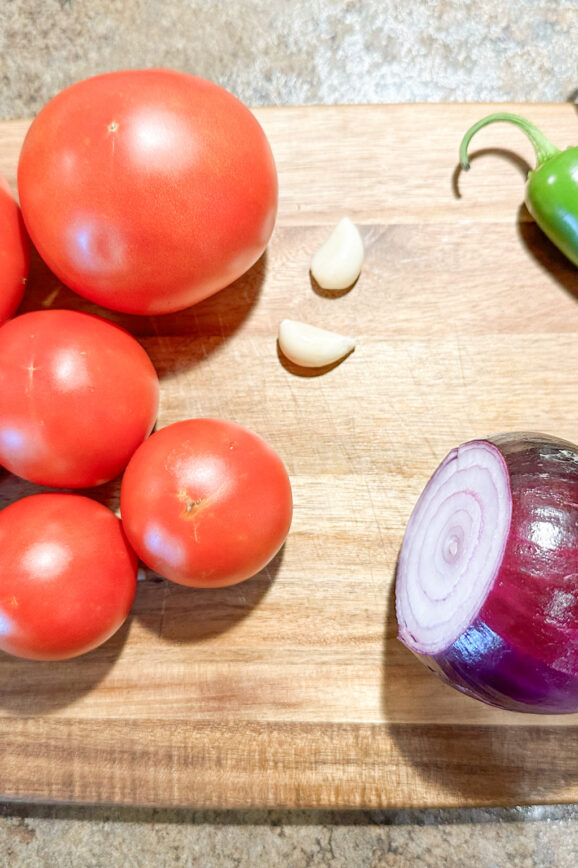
top-left (395, 432), bottom-right (578, 714)
top-left (120, 418), bottom-right (293, 588)
top-left (0, 173), bottom-right (29, 324)
top-left (0, 310), bottom-right (159, 488)
top-left (17, 69), bottom-right (278, 315)
top-left (0, 493), bottom-right (137, 660)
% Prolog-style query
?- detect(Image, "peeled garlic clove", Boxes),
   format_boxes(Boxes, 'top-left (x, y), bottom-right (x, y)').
top-left (278, 319), bottom-right (355, 368)
top-left (310, 217), bottom-right (364, 290)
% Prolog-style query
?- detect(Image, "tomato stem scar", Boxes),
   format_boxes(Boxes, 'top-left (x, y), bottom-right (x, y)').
top-left (177, 489), bottom-right (204, 518)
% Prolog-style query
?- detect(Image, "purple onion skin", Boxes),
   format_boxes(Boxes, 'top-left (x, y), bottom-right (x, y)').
top-left (401, 433), bottom-right (578, 714)
top-left (424, 618), bottom-right (578, 714)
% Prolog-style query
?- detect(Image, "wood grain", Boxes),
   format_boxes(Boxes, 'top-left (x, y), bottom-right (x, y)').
top-left (1, 104), bottom-right (578, 809)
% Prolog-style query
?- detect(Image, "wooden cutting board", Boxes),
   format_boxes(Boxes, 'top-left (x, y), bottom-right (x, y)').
top-left (0, 104), bottom-right (577, 810)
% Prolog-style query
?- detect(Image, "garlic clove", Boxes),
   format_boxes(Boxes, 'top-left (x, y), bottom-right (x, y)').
top-left (310, 217), bottom-right (364, 290)
top-left (278, 319), bottom-right (355, 368)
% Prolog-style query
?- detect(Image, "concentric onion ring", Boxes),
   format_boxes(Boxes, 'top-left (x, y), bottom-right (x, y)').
top-left (396, 440), bottom-right (511, 655)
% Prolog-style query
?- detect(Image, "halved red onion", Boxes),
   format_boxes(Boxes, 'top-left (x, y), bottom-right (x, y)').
top-left (395, 433), bottom-right (578, 714)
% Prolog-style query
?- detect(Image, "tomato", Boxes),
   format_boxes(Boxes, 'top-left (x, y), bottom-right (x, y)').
top-left (0, 493), bottom-right (137, 660)
top-left (0, 173), bottom-right (29, 324)
top-left (0, 310), bottom-right (159, 488)
top-left (17, 69), bottom-right (278, 315)
top-left (120, 418), bottom-right (293, 588)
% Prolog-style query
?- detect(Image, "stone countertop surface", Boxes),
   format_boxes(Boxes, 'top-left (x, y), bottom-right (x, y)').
top-left (1, 1), bottom-right (578, 865)
top-left (1, 0), bottom-right (578, 115)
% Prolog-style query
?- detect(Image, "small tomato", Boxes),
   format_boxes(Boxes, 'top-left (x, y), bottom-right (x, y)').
top-left (120, 418), bottom-right (293, 587)
top-left (0, 494), bottom-right (137, 661)
top-left (0, 310), bottom-right (159, 488)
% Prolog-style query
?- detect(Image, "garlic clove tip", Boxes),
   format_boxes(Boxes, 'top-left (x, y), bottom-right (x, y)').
top-left (310, 217), bottom-right (364, 291)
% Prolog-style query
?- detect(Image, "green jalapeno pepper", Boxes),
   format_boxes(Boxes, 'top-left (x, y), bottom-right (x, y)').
top-left (459, 112), bottom-right (578, 267)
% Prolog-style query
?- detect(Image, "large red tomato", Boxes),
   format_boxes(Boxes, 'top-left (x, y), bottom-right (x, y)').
top-left (0, 173), bottom-right (29, 324)
top-left (120, 418), bottom-right (293, 588)
top-left (0, 493), bottom-right (137, 660)
top-left (17, 69), bottom-right (278, 315)
top-left (0, 310), bottom-right (159, 488)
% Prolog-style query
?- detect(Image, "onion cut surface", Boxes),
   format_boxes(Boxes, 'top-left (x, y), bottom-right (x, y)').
top-left (395, 433), bottom-right (578, 714)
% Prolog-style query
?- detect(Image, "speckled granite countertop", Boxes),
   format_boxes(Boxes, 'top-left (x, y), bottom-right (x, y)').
top-left (1, 2), bottom-right (578, 865)
top-left (2, 0), bottom-right (578, 116)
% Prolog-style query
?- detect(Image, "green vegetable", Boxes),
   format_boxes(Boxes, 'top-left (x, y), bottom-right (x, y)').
top-left (459, 112), bottom-right (578, 267)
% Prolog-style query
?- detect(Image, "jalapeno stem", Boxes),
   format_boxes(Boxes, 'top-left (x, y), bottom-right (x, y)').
top-left (459, 112), bottom-right (560, 171)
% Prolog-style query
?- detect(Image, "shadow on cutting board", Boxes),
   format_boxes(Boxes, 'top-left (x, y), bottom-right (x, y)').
top-left (0, 466), bottom-right (122, 514)
top-left (133, 544), bottom-right (285, 644)
top-left (0, 616), bottom-right (131, 717)
top-left (16, 245), bottom-right (267, 377)
top-left (516, 203), bottom-right (578, 301)
top-left (144, 250), bottom-right (268, 379)
top-left (451, 146), bottom-right (531, 200)
top-left (381, 578), bottom-right (578, 806)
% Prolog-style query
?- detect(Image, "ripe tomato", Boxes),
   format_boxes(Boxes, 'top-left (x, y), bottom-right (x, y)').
top-left (0, 493), bottom-right (137, 660)
top-left (0, 173), bottom-right (29, 324)
top-left (120, 419), bottom-right (293, 588)
top-left (0, 310), bottom-right (159, 488)
top-left (17, 69), bottom-right (278, 315)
